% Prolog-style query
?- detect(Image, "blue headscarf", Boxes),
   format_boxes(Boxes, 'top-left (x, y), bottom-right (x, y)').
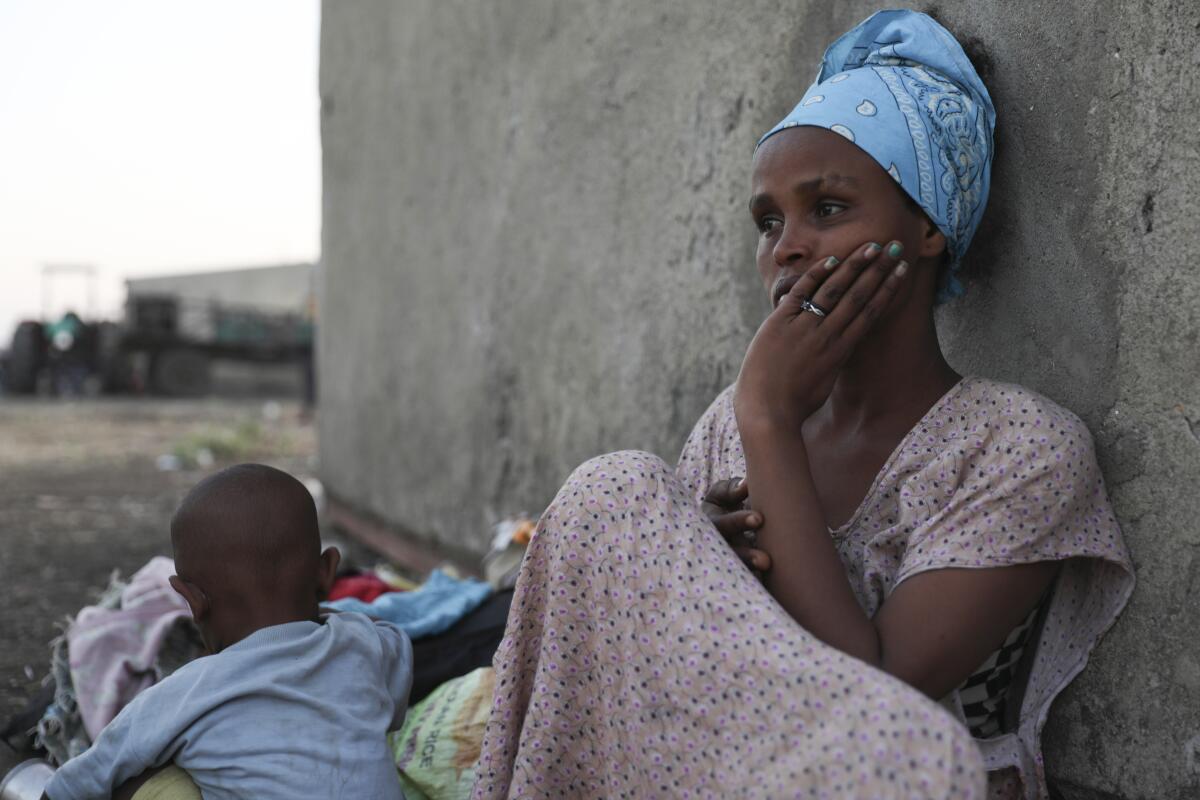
top-left (758, 10), bottom-right (995, 302)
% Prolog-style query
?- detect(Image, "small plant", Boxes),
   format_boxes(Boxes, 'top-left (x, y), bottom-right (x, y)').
top-left (171, 419), bottom-right (264, 468)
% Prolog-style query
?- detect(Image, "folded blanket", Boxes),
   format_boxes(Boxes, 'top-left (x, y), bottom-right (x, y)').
top-left (67, 558), bottom-right (194, 739)
top-left (328, 569), bottom-right (491, 639)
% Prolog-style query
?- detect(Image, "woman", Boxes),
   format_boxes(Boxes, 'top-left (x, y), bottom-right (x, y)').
top-left (472, 11), bottom-right (1133, 799)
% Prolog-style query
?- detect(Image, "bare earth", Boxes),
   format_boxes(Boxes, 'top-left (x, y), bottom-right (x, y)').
top-left (0, 398), bottom-right (330, 726)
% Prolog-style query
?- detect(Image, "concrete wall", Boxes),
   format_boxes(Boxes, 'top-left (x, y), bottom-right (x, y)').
top-left (319, 1), bottom-right (1199, 796)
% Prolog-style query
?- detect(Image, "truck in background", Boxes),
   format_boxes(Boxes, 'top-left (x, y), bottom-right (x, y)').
top-left (2, 263), bottom-right (315, 398)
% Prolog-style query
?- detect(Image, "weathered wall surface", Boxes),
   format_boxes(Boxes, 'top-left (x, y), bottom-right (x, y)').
top-left (319, 1), bottom-right (1199, 796)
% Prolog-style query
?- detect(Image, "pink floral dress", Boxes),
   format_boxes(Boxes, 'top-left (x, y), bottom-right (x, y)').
top-left (472, 377), bottom-right (1133, 799)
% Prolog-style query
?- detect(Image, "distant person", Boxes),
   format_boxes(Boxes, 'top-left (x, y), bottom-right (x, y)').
top-left (42, 464), bottom-right (413, 800)
top-left (46, 311), bottom-right (90, 397)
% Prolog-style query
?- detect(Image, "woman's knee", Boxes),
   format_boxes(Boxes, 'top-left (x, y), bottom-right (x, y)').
top-left (536, 450), bottom-right (706, 553)
top-left (536, 450), bottom-right (682, 539)
top-left (565, 450), bottom-right (674, 489)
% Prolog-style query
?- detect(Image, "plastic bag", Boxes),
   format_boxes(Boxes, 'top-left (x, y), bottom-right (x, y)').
top-left (391, 667), bottom-right (494, 800)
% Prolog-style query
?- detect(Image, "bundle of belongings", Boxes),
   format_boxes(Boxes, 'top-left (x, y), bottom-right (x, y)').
top-left (4, 518), bottom-right (535, 800)
top-left (36, 557), bottom-right (205, 766)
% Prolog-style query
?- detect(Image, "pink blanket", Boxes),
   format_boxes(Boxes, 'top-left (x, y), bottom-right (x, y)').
top-left (68, 557), bottom-right (193, 739)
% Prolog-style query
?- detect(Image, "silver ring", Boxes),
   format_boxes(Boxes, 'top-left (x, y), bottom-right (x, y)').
top-left (743, 530), bottom-right (758, 545)
top-left (800, 299), bottom-right (828, 318)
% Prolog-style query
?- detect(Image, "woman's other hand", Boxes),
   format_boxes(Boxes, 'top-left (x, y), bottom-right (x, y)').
top-left (701, 477), bottom-right (771, 575)
top-left (735, 240), bottom-right (908, 435)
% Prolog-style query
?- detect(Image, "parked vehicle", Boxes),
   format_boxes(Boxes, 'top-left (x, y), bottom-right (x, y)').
top-left (2, 297), bottom-right (313, 398)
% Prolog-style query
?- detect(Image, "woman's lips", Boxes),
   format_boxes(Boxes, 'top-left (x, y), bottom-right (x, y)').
top-left (772, 274), bottom-right (801, 309)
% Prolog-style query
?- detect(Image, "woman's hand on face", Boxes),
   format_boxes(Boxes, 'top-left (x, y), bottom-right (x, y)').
top-left (734, 240), bottom-right (909, 436)
top-left (701, 477), bottom-right (771, 576)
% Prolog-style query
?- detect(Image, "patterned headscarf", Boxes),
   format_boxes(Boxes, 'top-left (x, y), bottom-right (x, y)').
top-left (758, 10), bottom-right (995, 302)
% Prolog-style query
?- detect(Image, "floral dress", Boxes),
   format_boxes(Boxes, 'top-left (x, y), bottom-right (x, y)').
top-left (472, 378), bottom-right (1133, 799)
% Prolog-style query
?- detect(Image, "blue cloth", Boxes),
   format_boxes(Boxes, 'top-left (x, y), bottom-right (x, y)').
top-left (45, 612), bottom-right (412, 800)
top-left (759, 9), bottom-right (995, 302)
top-left (328, 569), bottom-right (492, 639)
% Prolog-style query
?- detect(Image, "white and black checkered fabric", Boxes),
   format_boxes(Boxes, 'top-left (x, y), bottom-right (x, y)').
top-left (958, 602), bottom-right (1042, 739)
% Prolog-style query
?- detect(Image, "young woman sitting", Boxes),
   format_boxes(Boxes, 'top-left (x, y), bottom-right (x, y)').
top-left (471, 10), bottom-right (1134, 799)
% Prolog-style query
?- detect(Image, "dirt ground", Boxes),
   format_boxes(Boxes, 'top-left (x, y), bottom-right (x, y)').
top-left (0, 397), bottom-right (374, 730)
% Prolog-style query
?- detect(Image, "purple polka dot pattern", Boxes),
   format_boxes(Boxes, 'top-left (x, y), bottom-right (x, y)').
top-left (675, 378), bottom-right (1133, 799)
top-left (472, 449), bottom-right (985, 799)
top-left (471, 378), bottom-right (1131, 800)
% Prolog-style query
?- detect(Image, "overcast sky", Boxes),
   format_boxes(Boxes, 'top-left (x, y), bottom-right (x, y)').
top-left (0, 0), bottom-right (320, 339)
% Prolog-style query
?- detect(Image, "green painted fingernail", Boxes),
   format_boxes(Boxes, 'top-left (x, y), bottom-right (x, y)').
top-left (887, 241), bottom-right (904, 258)
top-left (865, 242), bottom-right (881, 257)
top-left (824, 256), bottom-right (840, 270)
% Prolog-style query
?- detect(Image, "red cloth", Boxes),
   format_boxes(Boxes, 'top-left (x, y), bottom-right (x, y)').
top-left (328, 574), bottom-right (401, 603)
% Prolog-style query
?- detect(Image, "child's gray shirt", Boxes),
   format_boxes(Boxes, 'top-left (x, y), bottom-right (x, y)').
top-left (46, 612), bottom-right (412, 800)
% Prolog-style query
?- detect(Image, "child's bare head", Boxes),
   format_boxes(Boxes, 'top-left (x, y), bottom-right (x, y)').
top-left (169, 463), bottom-right (338, 651)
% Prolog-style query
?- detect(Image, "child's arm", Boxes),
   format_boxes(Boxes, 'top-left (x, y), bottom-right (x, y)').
top-left (48, 765), bottom-right (179, 800)
top-left (42, 690), bottom-right (167, 800)
top-left (374, 619), bottom-right (414, 731)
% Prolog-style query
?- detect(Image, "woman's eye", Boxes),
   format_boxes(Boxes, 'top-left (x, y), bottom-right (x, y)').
top-left (757, 216), bottom-right (782, 234)
top-left (815, 202), bottom-right (846, 218)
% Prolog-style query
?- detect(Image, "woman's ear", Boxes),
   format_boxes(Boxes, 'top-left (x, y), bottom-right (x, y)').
top-left (169, 575), bottom-right (210, 622)
top-left (316, 546), bottom-right (342, 600)
top-left (918, 217), bottom-right (947, 261)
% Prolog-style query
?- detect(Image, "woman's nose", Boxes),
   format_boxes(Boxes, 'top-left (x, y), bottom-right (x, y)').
top-left (773, 223), bottom-right (814, 269)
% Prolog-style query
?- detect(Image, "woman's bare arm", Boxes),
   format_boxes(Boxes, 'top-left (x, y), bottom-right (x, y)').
top-left (736, 242), bottom-right (1059, 698)
top-left (742, 424), bottom-right (1058, 698)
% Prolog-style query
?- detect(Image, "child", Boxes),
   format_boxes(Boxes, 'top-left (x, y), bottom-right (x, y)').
top-left (44, 463), bottom-right (413, 800)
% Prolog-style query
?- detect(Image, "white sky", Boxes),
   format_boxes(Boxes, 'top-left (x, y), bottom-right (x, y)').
top-left (0, 0), bottom-right (320, 339)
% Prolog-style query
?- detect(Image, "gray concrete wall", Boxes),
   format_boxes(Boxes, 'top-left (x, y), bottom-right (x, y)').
top-left (318, 1), bottom-right (1199, 796)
